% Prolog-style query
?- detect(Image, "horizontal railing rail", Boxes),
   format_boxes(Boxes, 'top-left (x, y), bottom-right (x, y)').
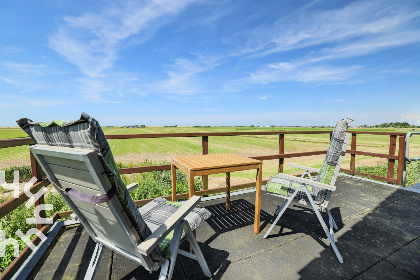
top-left (0, 129), bottom-right (407, 280)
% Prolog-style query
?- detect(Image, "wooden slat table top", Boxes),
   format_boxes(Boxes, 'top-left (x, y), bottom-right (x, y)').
top-left (172, 153), bottom-right (261, 171)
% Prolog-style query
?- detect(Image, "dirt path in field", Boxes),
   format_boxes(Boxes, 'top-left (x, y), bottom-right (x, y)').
top-left (0, 157), bottom-right (31, 169)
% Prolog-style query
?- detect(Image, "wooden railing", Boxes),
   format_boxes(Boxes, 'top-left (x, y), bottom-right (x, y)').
top-left (0, 130), bottom-right (406, 279)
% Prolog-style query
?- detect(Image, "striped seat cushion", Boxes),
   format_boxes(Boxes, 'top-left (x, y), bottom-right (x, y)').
top-left (263, 175), bottom-right (329, 204)
top-left (140, 198), bottom-right (211, 257)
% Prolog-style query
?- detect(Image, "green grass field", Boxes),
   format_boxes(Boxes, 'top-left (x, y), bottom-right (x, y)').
top-left (1, 126), bottom-right (419, 187)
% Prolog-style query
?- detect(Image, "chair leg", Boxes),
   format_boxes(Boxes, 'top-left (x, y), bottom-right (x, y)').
top-left (159, 223), bottom-right (184, 280)
top-left (159, 222), bottom-right (211, 280)
top-left (325, 208), bottom-right (338, 236)
top-left (184, 224), bottom-right (212, 277)
top-left (264, 197), bottom-right (294, 239)
top-left (84, 243), bottom-right (104, 280)
top-left (305, 190), bottom-right (343, 263)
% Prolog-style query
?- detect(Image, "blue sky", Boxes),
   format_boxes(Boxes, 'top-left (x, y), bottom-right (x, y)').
top-left (1, 0), bottom-right (420, 127)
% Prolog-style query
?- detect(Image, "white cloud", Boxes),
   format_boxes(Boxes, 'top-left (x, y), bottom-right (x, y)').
top-left (49, 0), bottom-right (198, 77)
top-left (75, 73), bottom-right (142, 103)
top-left (237, 0), bottom-right (420, 85)
top-left (249, 63), bottom-right (361, 85)
top-left (259, 96), bottom-right (267, 100)
top-left (2, 61), bottom-right (46, 75)
top-left (251, 0), bottom-right (420, 58)
top-left (25, 99), bottom-right (72, 107)
top-left (2, 47), bottom-right (23, 54)
top-left (156, 55), bottom-right (221, 96)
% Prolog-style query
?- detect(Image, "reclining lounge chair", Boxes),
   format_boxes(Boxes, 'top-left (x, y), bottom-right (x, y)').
top-left (262, 118), bottom-right (353, 263)
top-left (18, 113), bottom-right (212, 280)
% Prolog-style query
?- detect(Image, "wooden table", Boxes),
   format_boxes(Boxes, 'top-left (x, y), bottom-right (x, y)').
top-left (171, 153), bottom-right (263, 234)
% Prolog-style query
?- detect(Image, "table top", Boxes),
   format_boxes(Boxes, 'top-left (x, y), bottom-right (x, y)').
top-left (172, 153), bottom-right (261, 171)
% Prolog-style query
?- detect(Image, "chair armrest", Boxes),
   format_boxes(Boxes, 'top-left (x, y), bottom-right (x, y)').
top-left (137, 195), bottom-right (201, 255)
top-left (126, 183), bottom-right (139, 193)
top-left (288, 163), bottom-right (319, 173)
top-left (275, 173), bottom-right (336, 192)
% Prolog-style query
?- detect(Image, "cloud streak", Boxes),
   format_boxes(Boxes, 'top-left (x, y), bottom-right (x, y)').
top-left (251, 0), bottom-right (420, 58)
top-left (239, 0), bottom-right (420, 85)
top-left (49, 0), bottom-right (198, 77)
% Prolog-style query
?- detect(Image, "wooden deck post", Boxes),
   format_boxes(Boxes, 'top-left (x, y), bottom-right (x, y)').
top-left (279, 134), bottom-right (284, 173)
top-left (30, 151), bottom-right (45, 230)
top-left (202, 136), bottom-right (208, 192)
top-left (387, 135), bottom-right (397, 183)
top-left (171, 164), bottom-right (177, 202)
top-left (350, 133), bottom-right (357, 172)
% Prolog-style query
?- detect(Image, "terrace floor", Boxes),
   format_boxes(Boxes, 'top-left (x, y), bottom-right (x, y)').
top-left (28, 176), bottom-right (420, 280)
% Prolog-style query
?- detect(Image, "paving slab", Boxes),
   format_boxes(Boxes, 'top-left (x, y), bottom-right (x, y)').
top-left (93, 247), bottom-right (113, 280)
top-left (357, 210), bottom-right (417, 241)
top-left (189, 259), bottom-right (264, 280)
top-left (290, 234), bottom-right (382, 279)
top-left (338, 222), bottom-right (410, 257)
top-left (247, 242), bottom-right (341, 280)
top-left (110, 253), bottom-right (186, 280)
top-left (386, 238), bottom-right (420, 278)
top-left (29, 225), bottom-right (96, 280)
top-left (353, 260), bottom-right (418, 280)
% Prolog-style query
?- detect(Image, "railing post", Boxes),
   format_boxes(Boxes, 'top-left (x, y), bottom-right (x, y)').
top-left (350, 133), bottom-right (357, 172)
top-left (30, 151), bottom-right (45, 230)
top-left (388, 135), bottom-right (397, 183)
top-left (202, 136), bottom-right (208, 191)
top-left (279, 134), bottom-right (284, 173)
top-left (396, 135), bottom-right (405, 185)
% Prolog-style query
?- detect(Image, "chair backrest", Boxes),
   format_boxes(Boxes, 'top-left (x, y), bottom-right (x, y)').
top-left (30, 145), bottom-right (159, 270)
top-left (316, 118), bottom-right (353, 186)
top-left (309, 118), bottom-right (352, 207)
top-left (18, 113), bottom-right (164, 269)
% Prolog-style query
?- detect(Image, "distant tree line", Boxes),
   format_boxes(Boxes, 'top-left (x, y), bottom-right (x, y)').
top-left (368, 122), bottom-right (417, 128)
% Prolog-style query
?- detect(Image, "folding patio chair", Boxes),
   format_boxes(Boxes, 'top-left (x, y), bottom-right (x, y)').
top-left (18, 113), bottom-right (212, 280)
top-left (262, 118), bottom-right (353, 263)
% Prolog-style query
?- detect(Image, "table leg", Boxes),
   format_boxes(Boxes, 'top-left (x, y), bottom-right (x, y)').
top-left (226, 172), bottom-right (231, 210)
top-left (202, 175), bottom-right (208, 197)
top-left (171, 164), bottom-right (177, 202)
top-left (254, 164), bottom-right (262, 234)
top-left (188, 172), bottom-right (195, 198)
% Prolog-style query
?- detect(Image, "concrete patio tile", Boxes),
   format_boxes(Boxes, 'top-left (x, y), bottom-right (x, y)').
top-left (203, 198), bottom-right (271, 235)
top-left (32, 225), bottom-right (96, 280)
top-left (189, 260), bottom-right (264, 280)
top-left (370, 207), bottom-right (420, 238)
top-left (110, 253), bottom-right (186, 280)
top-left (353, 261), bottom-right (418, 280)
top-left (93, 247), bottom-right (113, 280)
top-left (332, 176), bottom-right (368, 195)
top-left (378, 194), bottom-right (420, 216)
top-left (247, 242), bottom-right (341, 280)
top-left (337, 186), bottom-right (402, 210)
top-left (386, 238), bottom-right (420, 278)
top-left (328, 192), bottom-right (372, 219)
top-left (337, 222), bottom-right (410, 258)
top-left (360, 209), bottom-right (418, 240)
top-left (221, 219), bottom-right (310, 258)
top-left (290, 234), bottom-right (381, 279)
top-left (178, 233), bottom-right (242, 278)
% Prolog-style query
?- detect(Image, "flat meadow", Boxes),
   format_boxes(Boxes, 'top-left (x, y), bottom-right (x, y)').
top-left (1, 125), bottom-right (419, 189)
